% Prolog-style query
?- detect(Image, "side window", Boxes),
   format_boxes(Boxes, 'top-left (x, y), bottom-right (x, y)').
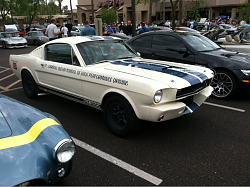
top-left (45, 44), bottom-right (74, 65)
top-left (152, 35), bottom-right (186, 51)
top-left (242, 31), bottom-right (250, 41)
top-left (132, 35), bottom-right (152, 48)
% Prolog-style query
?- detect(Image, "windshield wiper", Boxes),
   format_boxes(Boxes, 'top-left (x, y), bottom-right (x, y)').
top-left (118, 56), bottom-right (133, 59)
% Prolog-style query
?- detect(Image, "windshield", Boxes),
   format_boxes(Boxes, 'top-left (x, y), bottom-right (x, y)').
top-left (76, 27), bottom-right (84, 31)
top-left (77, 40), bottom-right (137, 65)
top-left (180, 34), bottom-right (221, 52)
top-left (1, 33), bottom-right (18, 38)
top-left (33, 32), bottom-right (44, 36)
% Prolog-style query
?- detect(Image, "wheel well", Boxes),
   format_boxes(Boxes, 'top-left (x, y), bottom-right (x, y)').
top-left (213, 67), bottom-right (239, 83)
top-left (21, 69), bottom-right (30, 78)
top-left (101, 92), bottom-right (130, 109)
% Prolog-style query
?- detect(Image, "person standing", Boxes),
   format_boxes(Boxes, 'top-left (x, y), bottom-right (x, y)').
top-left (26, 25), bottom-right (30, 32)
top-left (80, 21), bottom-right (96, 36)
top-left (187, 19), bottom-right (190, 27)
top-left (204, 20), bottom-right (209, 30)
top-left (116, 23), bottom-right (119, 33)
top-left (61, 25), bottom-right (68, 38)
top-left (190, 20), bottom-right (194, 29)
top-left (124, 21), bottom-right (132, 36)
top-left (194, 20), bottom-right (197, 29)
top-left (137, 23), bottom-right (150, 35)
top-left (243, 21), bottom-right (250, 29)
top-left (107, 25), bottom-right (114, 34)
top-left (165, 20), bottom-right (171, 27)
top-left (45, 18), bottom-right (62, 41)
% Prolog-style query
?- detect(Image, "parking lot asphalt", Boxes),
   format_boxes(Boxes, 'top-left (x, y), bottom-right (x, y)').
top-left (0, 46), bottom-right (249, 185)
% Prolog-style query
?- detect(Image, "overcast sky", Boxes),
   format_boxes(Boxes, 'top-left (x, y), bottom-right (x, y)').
top-left (61, 0), bottom-right (78, 10)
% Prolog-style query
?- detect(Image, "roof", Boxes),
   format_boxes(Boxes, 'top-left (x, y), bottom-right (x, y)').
top-left (47, 36), bottom-right (122, 45)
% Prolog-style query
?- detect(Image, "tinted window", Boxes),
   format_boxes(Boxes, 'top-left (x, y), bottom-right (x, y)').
top-left (152, 35), bottom-right (186, 51)
top-left (132, 35), bottom-right (152, 48)
top-left (45, 44), bottom-right (72, 64)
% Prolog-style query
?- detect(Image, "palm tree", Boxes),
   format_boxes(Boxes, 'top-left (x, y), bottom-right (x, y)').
top-left (57, 0), bottom-right (62, 15)
top-left (70, 0), bottom-right (73, 23)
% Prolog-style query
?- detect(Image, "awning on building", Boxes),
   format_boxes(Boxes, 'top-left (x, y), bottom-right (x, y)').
top-left (77, 5), bottom-right (89, 11)
top-left (96, 6), bottom-right (104, 13)
top-left (118, 5), bottom-right (123, 11)
top-left (97, 2), bottom-right (102, 7)
top-left (102, 2), bottom-right (107, 6)
top-left (119, 0), bottom-right (124, 4)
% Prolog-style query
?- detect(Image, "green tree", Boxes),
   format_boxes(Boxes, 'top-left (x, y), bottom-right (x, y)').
top-left (237, 2), bottom-right (250, 21)
top-left (100, 8), bottom-right (117, 25)
top-left (62, 5), bottom-right (68, 13)
top-left (187, 0), bottom-right (208, 20)
top-left (0, 0), bottom-right (15, 31)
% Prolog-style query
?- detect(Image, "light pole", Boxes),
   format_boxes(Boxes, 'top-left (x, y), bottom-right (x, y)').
top-left (132, 0), bottom-right (136, 36)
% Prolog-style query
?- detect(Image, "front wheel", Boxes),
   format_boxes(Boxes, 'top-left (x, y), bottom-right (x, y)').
top-left (103, 96), bottom-right (140, 137)
top-left (22, 71), bottom-right (39, 99)
top-left (211, 70), bottom-right (237, 99)
top-left (2, 42), bottom-right (6, 49)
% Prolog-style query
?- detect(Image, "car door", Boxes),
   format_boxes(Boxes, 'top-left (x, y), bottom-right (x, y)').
top-left (148, 34), bottom-right (195, 64)
top-left (36, 43), bottom-right (83, 97)
top-left (25, 33), bottom-right (31, 44)
top-left (130, 35), bottom-right (152, 58)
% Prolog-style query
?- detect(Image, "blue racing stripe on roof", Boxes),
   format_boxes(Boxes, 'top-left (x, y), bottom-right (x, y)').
top-left (110, 61), bottom-right (201, 85)
top-left (102, 36), bottom-right (114, 40)
top-left (88, 36), bottom-right (104, 40)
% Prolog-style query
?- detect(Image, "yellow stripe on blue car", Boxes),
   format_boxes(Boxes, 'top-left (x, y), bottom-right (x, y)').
top-left (0, 118), bottom-right (60, 150)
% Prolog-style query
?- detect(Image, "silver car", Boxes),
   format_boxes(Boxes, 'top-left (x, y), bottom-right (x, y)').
top-left (24, 31), bottom-right (49, 45)
top-left (0, 32), bottom-right (27, 48)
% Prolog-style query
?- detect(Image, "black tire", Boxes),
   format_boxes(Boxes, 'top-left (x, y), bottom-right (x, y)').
top-left (22, 71), bottom-right (39, 99)
top-left (103, 95), bottom-right (140, 137)
top-left (211, 69), bottom-right (237, 99)
top-left (2, 42), bottom-right (6, 49)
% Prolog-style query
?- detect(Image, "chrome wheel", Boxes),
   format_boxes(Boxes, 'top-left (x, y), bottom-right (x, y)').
top-left (211, 70), bottom-right (236, 99)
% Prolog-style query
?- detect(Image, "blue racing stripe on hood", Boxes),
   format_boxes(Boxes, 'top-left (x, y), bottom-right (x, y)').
top-left (110, 61), bottom-right (202, 85)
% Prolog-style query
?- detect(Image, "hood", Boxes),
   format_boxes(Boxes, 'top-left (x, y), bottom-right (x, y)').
top-left (200, 49), bottom-right (250, 67)
top-left (9, 37), bottom-right (26, 42)
top-left (95, 58), bottom-right (213, 89)
top-left (0, 94), bottom-right (48, 137)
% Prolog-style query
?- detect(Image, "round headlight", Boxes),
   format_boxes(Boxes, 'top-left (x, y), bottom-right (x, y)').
top-left (154, 90), bottom-right (163, 103)
top-left (54, 139), bottom-right (75, 163)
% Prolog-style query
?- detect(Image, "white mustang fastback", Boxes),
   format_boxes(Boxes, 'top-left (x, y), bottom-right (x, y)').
top-left (10, 36), bottom-right (214, 136)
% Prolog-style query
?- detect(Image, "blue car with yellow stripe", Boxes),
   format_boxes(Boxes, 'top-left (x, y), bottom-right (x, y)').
top-left (0, 94), bottom-right (75, 186)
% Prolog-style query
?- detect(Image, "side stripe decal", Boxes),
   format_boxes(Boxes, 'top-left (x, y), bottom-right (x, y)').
top-left (0, 118), bottom-right (59, 150)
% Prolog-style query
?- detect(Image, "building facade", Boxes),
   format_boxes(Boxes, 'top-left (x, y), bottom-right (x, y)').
top-left (77, 0), bottom-right (249, 24)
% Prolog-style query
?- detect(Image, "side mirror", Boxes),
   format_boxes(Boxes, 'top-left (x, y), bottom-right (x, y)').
top-left (177, 48), bottom-right (188, 54)
top-left (137, 52), bottom-right (141, 57)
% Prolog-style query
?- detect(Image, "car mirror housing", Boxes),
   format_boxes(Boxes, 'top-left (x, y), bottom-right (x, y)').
top-left (177, 48), bottom-right (188, 54)
top-left (137, 52), bottom-right (141, 57)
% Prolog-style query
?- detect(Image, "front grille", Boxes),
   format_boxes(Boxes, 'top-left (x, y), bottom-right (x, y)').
top-left (16, 43), bottom-right (23, 46)
top-left (176, 79), bottom-right (212, 99)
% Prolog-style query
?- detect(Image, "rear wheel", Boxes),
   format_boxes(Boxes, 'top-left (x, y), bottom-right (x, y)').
top-left (211, 70), bottom-right (237, 99)
top-left (22, 71), bottom-right (39, 99)
top-left (103, 95), bottom-right (140, 137)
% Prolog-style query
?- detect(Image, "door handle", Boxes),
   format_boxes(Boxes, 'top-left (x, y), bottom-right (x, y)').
top-left (41, 63), bottom-right (47, 67)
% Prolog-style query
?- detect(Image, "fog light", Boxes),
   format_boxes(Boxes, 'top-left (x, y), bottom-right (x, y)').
top-left (158, 115), bottom-right (164, 121)
top-left (58, 168), bottom-right (65, 177)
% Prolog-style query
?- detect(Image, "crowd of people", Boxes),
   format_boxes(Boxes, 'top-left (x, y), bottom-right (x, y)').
top-left (23, 16), bottom-right (250, 41)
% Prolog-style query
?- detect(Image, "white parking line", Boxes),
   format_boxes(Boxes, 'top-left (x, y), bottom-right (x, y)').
top-left (72, 137), bottom-right (163, 186)
top-left (204, 102), bottom-right (245, 112)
